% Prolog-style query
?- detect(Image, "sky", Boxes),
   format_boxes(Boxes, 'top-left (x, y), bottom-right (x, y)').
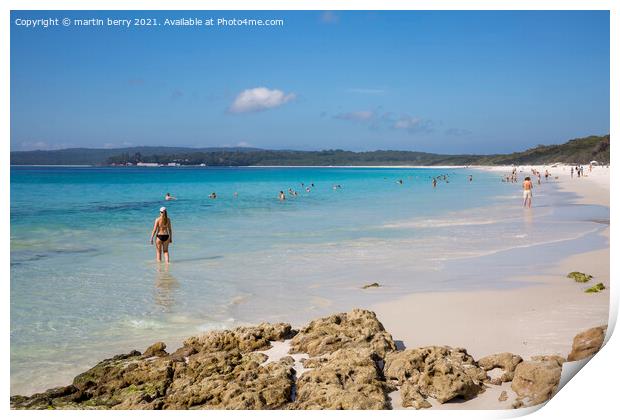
top-left (10, 10), bottom-right (610, 154)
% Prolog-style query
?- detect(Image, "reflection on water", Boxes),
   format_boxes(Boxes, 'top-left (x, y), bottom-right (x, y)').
top-left (154, 265), bottom-right (179, 311)
top-left (523, 208), bottom-right (534, 229)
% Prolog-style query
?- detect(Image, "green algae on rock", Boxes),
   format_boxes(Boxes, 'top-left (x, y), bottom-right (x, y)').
top-left (584, 283), bottom-right (606, 293)
top-left (567, 272), bottom-right (593, 283)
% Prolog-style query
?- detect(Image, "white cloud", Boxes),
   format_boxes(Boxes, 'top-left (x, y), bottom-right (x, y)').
top-left (394, 116), bottom-right (422, 130)
top-left (236, 141), bottom-right (252, 147)
top-left (229, 87), bottom-right (296, 114)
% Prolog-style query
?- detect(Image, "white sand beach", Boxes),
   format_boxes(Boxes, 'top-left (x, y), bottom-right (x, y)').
top-left (373, 164), bottom-right (610, 409)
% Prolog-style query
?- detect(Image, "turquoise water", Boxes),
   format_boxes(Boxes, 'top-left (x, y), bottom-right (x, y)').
top-left (10, 166), bottom-right (608, 394)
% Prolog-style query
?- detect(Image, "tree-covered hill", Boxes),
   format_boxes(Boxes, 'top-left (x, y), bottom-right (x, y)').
top-left (10, 134), bottom-right (609, 166)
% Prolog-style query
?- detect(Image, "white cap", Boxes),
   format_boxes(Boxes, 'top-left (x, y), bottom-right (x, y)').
top-left (160, 207), bottom-right (166, 212)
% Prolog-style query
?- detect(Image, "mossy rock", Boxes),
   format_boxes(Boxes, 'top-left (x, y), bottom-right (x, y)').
top-left (567, 272), bottom-right (593, 283)
top-left (585, 283), bottom-right (606, 293)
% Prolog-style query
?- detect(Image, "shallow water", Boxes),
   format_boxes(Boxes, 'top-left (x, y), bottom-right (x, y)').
top-left (10, 166), bottom-right (608, 394)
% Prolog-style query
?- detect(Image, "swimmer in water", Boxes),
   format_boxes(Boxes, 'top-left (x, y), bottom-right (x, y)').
top-left (209, 192), bottom-right (217, 199)
top-left (150, 207), bottom-right (172, 263)
top-left (279, 191), bottom-right (286, 201)
top-left (432, 178), bottom-right (437, 188)
top-left (165, 192), bottom-right (176, 201)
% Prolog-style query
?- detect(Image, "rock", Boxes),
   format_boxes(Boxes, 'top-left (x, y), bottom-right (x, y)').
top-left (584, 283), bottom-right (606, 293)
top-left (510, 356), bottom-right (563, 406)
top-left (531, 355), bottom-right (565, 365)
top-left (279, 356), bottom-right (295, 365)
top-left (289, 309), bottom-right (396, 358)
top-left (11, 322), bottom-right (296, 410)
top-left (183, 322), bottom-right (295, 355)
top-left (143, 342), bottom-right (168, 358)
top-left (362, 282), bottom-right (380, 289)
top-left (292, 348), bottom-right (394, 409)
top-left (384, 346), bottom-right (487, 404)
top-left (478, 353), bottom-right (523, 382)
top-left (489, 377), bottom-right (503, 386)
top-left (498, 390), bottom-right (508, 402)
top-left (164, 351), bottom-right (294, 409)
top-left (567, 272), bottom-right (592, 283)
top-left (567, 326), bottom-right (606, 361)
top-left (400, 382), bottom-right (432, 409)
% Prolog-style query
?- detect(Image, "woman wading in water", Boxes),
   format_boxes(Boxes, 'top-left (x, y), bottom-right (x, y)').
top-left (150, 206), bottom-right (173, 263)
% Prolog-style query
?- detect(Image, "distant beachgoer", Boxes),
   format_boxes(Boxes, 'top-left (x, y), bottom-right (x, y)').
top-left (571, 167), bottom-right (574, 178)
top-left (150, 207), bottom-right (172, 263)
top-left (279, 191), bottom-right (286, 201)
top-left (209, 192), bottom-right (217, 199)
top-left (306, 187), bottom-right (311, 193)
top-left (522, 177), bottom-right (533, 208)
top-left (432, 178), bottom-right (437, 188)
top-left (468, 175), bottom-right (473, 182)
top-left (544, 170), bottom-right (549, 180)
top-left (165, 193), bottom-right (176, 201)
top-left (537, 173), bottom-right (541, 185)
top-left (397, 179), bottom-right (403, 185)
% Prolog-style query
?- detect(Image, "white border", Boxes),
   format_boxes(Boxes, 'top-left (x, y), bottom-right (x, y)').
top-left (2, 2), bottom-right (616, 420)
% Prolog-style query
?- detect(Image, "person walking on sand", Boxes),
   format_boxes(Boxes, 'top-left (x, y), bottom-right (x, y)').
top-left (571, 167), bottom-right (574, 178)
top-left (150, 207), bottom-right (173, 263)
top-left (522, 177), bottom-right (533, 208)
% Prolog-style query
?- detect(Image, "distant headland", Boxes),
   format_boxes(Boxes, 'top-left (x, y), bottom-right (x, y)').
top-left (10, 134), bottom-right (609, 167)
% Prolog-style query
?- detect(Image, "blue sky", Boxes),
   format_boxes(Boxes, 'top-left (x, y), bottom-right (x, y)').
top-left (10, 10), bottom-right (609, 153)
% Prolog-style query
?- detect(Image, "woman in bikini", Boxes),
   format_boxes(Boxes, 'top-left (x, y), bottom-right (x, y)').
top-left (150, 206), bottom-right (173, 263)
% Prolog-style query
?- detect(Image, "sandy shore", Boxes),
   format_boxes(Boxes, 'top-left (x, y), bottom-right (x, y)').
top-left (373, 164), bottom-right (610, 410)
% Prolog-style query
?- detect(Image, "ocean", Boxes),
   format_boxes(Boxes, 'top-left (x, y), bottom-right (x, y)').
top-left (10, 166), bottom-right (609, 395)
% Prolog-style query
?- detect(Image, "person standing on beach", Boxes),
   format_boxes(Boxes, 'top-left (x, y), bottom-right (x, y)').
top-left (150, 207), bottom-right (173, 263)
top-left (522, 177), bottom-right (533, 208)
top-left (571, 167), bottom-right (574, 178)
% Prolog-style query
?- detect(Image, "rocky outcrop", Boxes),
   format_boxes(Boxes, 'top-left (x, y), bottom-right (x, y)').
top-left (293, 348), bottom-right (394, 409)
top-left (11, 309), bottom-right (593, 411)
top-left (510, 356), bottom-right (563, 406)
top-left (384, 346), bottom-right (487, 408)
top-left (11, 322), bottom-right (296, 410)
top-left (477, 353), bottom-right (523, 383)
top-left (163, 351), bottom-right (294, 409)
top-left (567, 326), bottom-right (606, 361)
top-left (289, 309), bottom-right (396, 357)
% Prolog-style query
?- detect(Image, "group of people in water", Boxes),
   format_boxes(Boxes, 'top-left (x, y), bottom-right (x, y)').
top-left (149, 172), bottom-right (483, 262)
top-left (571, 165), bottom-right (589, 178)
